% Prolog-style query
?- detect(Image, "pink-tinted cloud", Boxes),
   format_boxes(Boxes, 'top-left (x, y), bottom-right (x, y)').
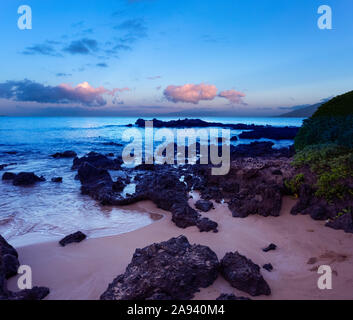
top-left (164, 83), bottom-right (218, 104)
top-left (58, 82), bottom-right (115, 105)
top-left (218, 89), bottom-right (246, 104)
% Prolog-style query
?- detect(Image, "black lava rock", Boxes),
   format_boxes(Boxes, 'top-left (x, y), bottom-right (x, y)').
top-left (263, 263), bottom-right (273, 272)
top-left (2, 172), bottom-right (16, 180)
top-left (216, 293), bottom-right (251, 300)
top-left (72, 152), bottom-right (122, 170)
top-left (0, 235), bottom-right (19, 279)
top-left (12, 172), bottom-right (45, 186)
top-left (196, 217), bottom-right (218, 233)
top-left (51, 151), bottom-right (77, 159)
top-left (220, 252), bottom-right (271, 296)
top-left (195, 200), bottom-right (213, 212)
top-left (100, 235), bottom-right (219, 300)
top-left (59, 231), bottom-right (87, 247)
top-left (326, 212), bottom-right (353, 234)
top-left (262, 243), bottom-right (277, 252)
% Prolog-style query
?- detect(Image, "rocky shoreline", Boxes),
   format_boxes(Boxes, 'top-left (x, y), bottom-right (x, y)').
top-left (1, 118), bottom-right (352, 300)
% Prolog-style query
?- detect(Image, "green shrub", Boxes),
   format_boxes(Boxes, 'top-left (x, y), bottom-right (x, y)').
top-left (293, 144), bottom-right (353, 200)
top-left (294, 116), bottom-right (353, 151)
top-left (293, 91), bottom-right (353, 201)
top-left (284, 173), bottom-right (305, 197)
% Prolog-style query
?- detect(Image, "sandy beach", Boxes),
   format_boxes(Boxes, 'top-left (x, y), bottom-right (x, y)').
top-left (7, 194), bottom-right (353, 300)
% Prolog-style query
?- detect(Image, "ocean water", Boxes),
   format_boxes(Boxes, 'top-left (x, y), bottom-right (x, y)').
top-left (0, 116), bottom-right (304, 246)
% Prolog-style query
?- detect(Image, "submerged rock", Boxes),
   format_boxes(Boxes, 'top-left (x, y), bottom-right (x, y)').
top-left (51, 151), bottom-right (77, 159)
top-left (59, 231), bottom-right (87, 247)
top-left (12, 172), bottom-right (45, 186)
top-left (220, 252), bottom-right (271, 296)
top-left (0, 164), bottom-right (10, 171)
top-left (100, 235), bottom-right (219, 300)
top-left (2, 172), bottom-right (16, 180)
top-left (51, 177), bottom-right (63, 183)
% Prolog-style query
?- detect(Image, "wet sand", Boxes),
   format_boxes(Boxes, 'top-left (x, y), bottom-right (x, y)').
top-left (7, 195), bottom-right (353, 300)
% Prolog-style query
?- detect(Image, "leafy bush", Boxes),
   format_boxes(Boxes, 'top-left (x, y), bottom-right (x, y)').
top-left (293, 90), bottom-right (353, 201)
top-left (294, 115), bottom-right (353, 151)
top-left (293, 144), bottom-right (353, 200)
top-left (284, 173), bottom-right (305, 197)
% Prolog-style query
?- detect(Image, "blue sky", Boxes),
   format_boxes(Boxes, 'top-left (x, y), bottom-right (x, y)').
top-left (0, 0), bottom-right (352, 116)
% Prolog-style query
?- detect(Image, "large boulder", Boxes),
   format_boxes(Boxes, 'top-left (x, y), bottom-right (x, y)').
top-left (326, 213), bottom-right (353, 234)
top-left (51, 151), bottom-right (77, 159)
top-left (0, 235), bottom-right (49, 300)
top-left (2, 172), bottom-right (16, 181)
top-left (171, 204), bottom-right (200, 229)
top-left (0, 235), bottom-right (19, 279)
top-left (77, 162), bottom-right (114, 203)
top-left (100, 236), bottom-right (219, 300)
top-left (229, 183), bottom-right (282, 218)
top-left (220, 252), bottom-right (271, 296)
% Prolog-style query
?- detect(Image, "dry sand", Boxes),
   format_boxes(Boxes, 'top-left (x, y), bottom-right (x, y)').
top-left (7, 194), bottom-right (353, 300)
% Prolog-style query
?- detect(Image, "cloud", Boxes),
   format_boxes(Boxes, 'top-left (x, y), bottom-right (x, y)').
top-left (56, 73), bottom-right (72, 77)
top-left (114, 18), bottom-right (147, 46)
top-left (164, 83), bottom-right (218, 104)
top-left (0, 80), bottom-right (127, 107)
top-left (163, 83), bottom-right (246, 105)
top-left (147, 75), bottom-right (162, 80)
top-left (63, 38), bottom-right (99, 55)
top-left (116, 18), bottom-right (147, 37)
top-left (112, 44), bottom-right (132, 51)
top-left (218, 89), bottom-right (246, 104)
top-left (22, 43), bottom-right (62, 57)
top-left (96, 63), bottom-right (108, 68)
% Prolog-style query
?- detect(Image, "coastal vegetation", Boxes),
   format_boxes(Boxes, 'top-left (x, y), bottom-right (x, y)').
top-left (293, 90), bottom-right (353, 201)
